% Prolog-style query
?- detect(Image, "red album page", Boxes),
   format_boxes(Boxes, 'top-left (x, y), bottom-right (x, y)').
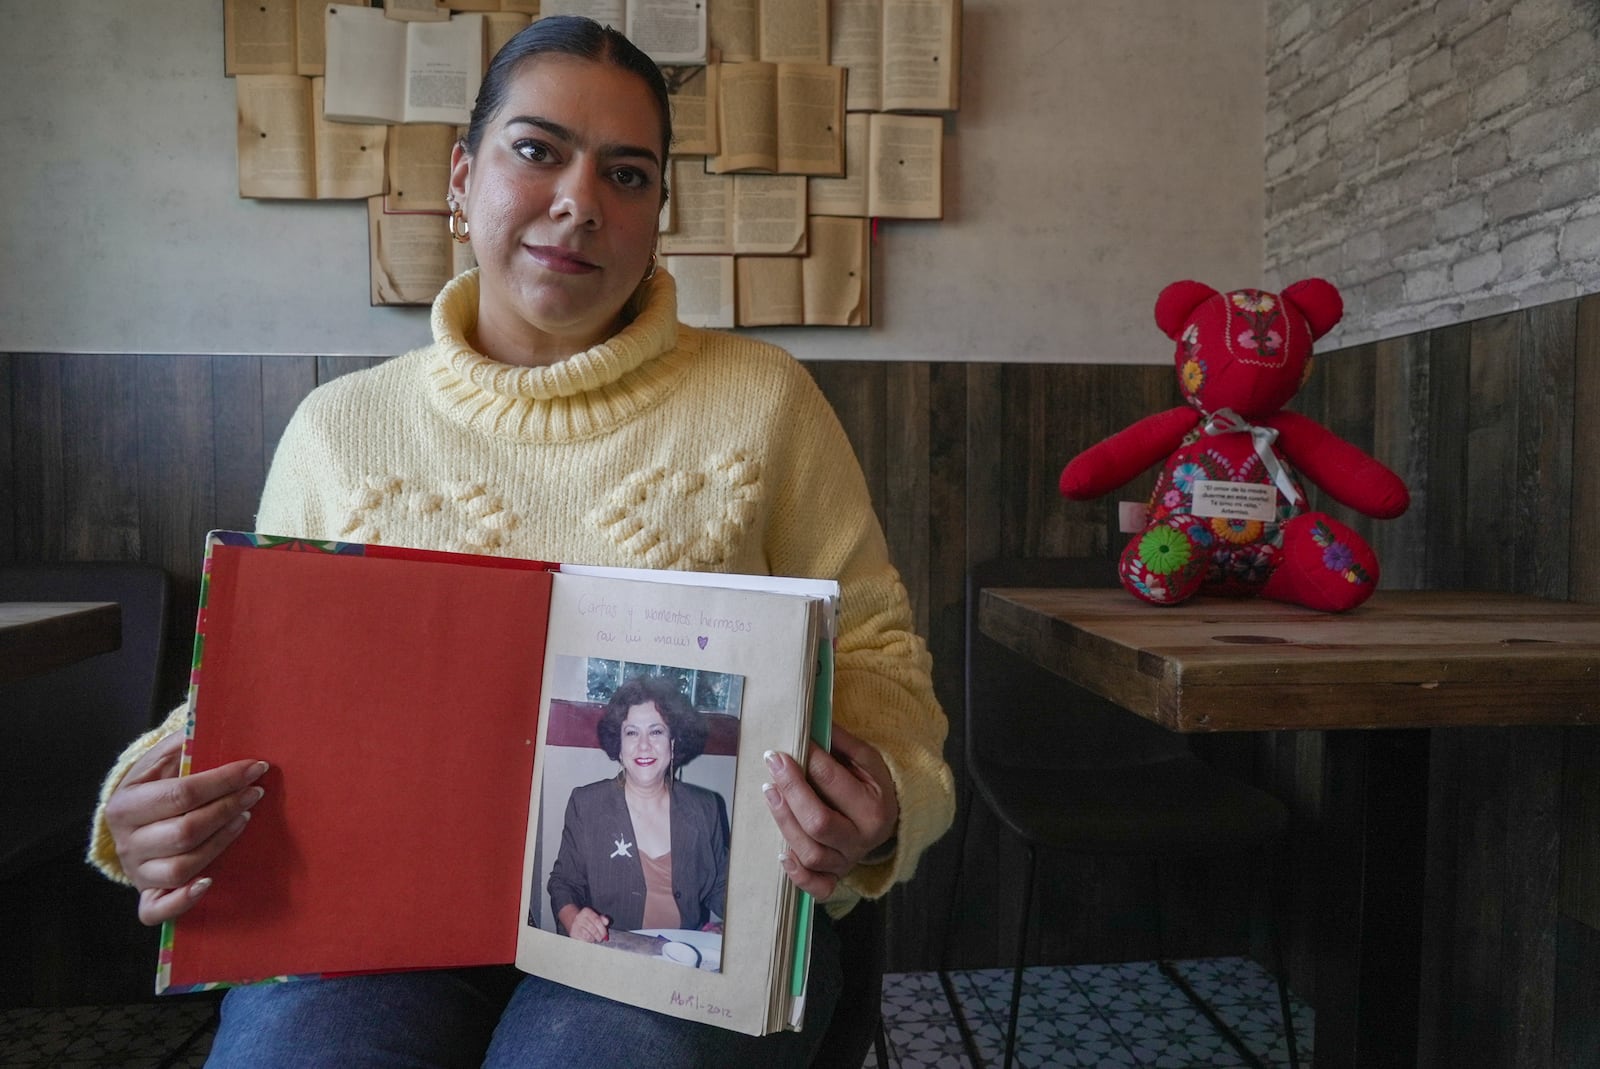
top-left (167, 544), bottom-right (553, 987)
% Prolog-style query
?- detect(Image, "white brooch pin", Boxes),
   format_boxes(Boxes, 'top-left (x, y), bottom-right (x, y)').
top-left (611, 836), bottom-right (634, 859)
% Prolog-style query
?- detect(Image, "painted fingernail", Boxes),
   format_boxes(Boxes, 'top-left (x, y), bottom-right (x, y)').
top-left (246, 761), bottom-right (270, 782)
top-left (762, 782), bottom-right (780, 808)
top-left (242, 786), bottom-right (265, 809)
top-left (778, 850), bottom-right (794, 869)
top-left (188, 877), bottom-right (213, 899)
top-left (763, 750), bottom-right (782, 774)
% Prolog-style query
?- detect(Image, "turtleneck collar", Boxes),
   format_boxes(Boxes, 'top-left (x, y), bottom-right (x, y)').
top-left (424, 268), bottom-right (698, 443)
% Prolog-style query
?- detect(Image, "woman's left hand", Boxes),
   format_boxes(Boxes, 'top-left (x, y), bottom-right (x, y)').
top-left (762, 724), bottom-right (898, 899)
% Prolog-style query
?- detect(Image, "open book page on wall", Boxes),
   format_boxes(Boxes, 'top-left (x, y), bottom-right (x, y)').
top-left (664, 64), bottom-right (720, 156)
top-left (710, 0), bottom-right (828, 64)
top-left (807, 111), bottom-right (942, 218)
top-left (224, 0), bottom-right (371, 76)
top-left (665, 255), bottom-right (736, 328)
top-left (865, 112), bottom-right (943, 217)
top-left (806, 112), bottom-right (870, 217)
top-left (539, 0), bottom-right (708, 63)
top-left (736, 256), bottom-right (805, 328)
top-left (829, 0), bottom-right (882, 111)
top-left (295, 0), bottom-right (346, 74)
top-left (710, 62), bottom-right (845, 176)
top-left (731, 175), bottom-right (809, 255)
top-left (226, 0), bottom-right (380, 77)
top-left (800, 216), bottom-right (871, 324)
top-left (735, 216), bottom-right (869, 327)
top-left (381, 0), bottom-right (449, 20)
top-left (829, 0), bottom-right (961, 113)
top-left (237, 75), bottom-right (387, 200)
top-left (367, 196), bottom-right (459, 305)
top-left (881, 0), bottom-right (961, 111)
top-left (659, 160), bottom-right (736, 255)
top-left (659, 167), bottom-right (808, 257)
top-left (384, 123), bottom-right (459, 213)
top-left (483, 11), bottom-right (535, 66)
top-left (324, 5), bottom-right (485, 124)
top-left (157, 533), bottom-right (836, 1037)
top-left (225, 0), bottom-right (298, 75)
top-left (445, 0), bottom-right (542, 10)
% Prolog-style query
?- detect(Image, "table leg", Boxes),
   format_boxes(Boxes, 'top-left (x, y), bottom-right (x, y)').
top-left (1313, 728), bottom-right (1430, 1069)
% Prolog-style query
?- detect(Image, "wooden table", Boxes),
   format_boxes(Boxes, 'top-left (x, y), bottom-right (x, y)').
top-left (0, 601), bottom-right (121, 685)
top-left (978, 588), bottom-right (1600, 1068)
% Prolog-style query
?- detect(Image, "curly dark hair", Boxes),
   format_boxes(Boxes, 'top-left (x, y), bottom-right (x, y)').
top-left (596, 674), bottom-right (709, 772)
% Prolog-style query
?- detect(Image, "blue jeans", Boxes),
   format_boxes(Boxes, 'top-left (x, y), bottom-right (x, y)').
top-left (206, 910), bottom-right (842, 1068)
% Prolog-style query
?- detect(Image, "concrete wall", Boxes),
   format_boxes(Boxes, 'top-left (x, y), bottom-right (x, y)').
top-left (1264, 0), bottom-right (1600, 348)
top-left (0, 0), bottom-right (1266, 363)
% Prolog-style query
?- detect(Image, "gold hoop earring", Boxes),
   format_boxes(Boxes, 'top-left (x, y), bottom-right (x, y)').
top-left (642, 251), bottom-right (658, 281)
top-left (447, 201), bottom-right (471, 244)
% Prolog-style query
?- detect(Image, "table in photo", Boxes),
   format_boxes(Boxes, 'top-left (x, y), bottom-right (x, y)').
top-left (977, 588), bottom-right (1600, 1069)
top-left (0, 601), bottom-right (121, 686)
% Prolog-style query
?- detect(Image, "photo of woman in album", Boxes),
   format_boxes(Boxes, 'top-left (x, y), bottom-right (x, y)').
top-left (529, 656), bottom-right (744, 972)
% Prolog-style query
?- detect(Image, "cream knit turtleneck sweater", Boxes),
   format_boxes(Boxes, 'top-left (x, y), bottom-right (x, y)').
top-left (88, 269), bottom-right (953, 912)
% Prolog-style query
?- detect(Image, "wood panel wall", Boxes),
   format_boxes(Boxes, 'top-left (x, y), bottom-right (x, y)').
top-left (4, 292), bottom-right (1597, 1060)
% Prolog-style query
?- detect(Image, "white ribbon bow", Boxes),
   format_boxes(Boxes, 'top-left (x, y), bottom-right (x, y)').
top-left (1202, 407), bottom-right (1303, 508)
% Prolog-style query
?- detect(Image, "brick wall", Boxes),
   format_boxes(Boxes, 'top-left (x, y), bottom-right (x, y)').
top-left (1265, 0), bottom-right (1600, 346)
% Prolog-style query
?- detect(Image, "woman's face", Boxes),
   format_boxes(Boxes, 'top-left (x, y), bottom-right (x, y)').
top-left (449, 54), bottom-right (666, 366)
top-left (619, 702), bottom-right (672, 789)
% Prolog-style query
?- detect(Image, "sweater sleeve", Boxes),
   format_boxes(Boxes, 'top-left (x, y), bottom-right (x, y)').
top-left (765, 373), bottom-right (956, 912)
top-left (85, 702), bottom-right (190, 883)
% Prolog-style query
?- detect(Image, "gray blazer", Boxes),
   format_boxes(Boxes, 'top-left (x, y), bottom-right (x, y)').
top-left (546, 774), bottom-right (730, 933)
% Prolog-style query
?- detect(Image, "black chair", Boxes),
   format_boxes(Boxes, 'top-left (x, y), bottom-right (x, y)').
top-left (948, 556), bottom-right (1297, 1069)
top-left (0, 561), bottom-right (172, 880)
top-left (810, 895), bottom-right (890, 1068)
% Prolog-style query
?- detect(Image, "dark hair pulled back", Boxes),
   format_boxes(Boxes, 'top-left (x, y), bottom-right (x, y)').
top-left (462, 14), bottom-right (673, 191)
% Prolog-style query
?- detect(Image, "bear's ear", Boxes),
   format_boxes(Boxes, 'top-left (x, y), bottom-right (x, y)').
top-left (1282, 278), bottom-right (1344, 339)
top-left (1154, 280), bottom-right (1220, 339)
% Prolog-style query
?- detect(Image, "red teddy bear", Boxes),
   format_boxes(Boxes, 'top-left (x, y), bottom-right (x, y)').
top-left (1059, 278), bottom-right (1410, 613)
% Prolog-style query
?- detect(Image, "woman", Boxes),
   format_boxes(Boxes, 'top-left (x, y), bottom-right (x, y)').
top-left (548, 675), bottom-right (728, 943)
top-left (92, 15), bottom-right (953, 1067)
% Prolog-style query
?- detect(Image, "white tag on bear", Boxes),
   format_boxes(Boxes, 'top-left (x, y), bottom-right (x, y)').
top-left (1190, 479), bottom-right (1276, 522)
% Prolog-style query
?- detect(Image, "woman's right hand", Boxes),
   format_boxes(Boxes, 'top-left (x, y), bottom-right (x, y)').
top-left (560, 905), bottom-right (612, 944)
top-left (102, 731), bottom-right (270, 926)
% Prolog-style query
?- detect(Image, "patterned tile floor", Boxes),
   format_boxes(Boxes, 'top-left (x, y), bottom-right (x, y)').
top-left (0, 957), bottom-right (1309, 1068)
top-left (0, 998), bottom-right (218, 1069)
top-left (877, 958), bottom-right (1311, 1069)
